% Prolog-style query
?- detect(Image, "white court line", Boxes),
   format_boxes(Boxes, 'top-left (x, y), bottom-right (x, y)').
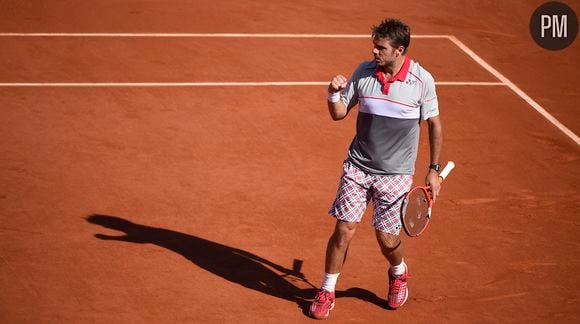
top-left (448, 36), bottom-right (580, 146)
top-left (0, 32), bottom-right (449, 38)
top-left (0, 81), bottom-right (504, 87)
top-left (436, 82), bottom-right (505, 86)
top-left (1, 32), bottom-right (575, 145)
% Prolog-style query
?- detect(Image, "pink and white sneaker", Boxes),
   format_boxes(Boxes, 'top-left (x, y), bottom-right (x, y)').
top-left (388, 266), bottom-right (409, 309)
top-left (309, 289), bottom-right (335, 319)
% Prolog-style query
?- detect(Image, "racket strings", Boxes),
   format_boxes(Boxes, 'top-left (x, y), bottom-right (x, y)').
top-left (403, 190), bottom-right (430, 236)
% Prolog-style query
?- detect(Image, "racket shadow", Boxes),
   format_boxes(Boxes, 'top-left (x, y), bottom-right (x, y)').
top-left (86, 214), bottom-right (322, 310)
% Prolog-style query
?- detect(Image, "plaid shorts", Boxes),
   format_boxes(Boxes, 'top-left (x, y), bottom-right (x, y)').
top-left (329, 161), bottom-right (413, 235)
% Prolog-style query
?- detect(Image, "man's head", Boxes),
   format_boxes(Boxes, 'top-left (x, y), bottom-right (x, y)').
top-left (372, 18), bottom-right (411, 54)
top-left (371, 18), bottom-right (411, 68)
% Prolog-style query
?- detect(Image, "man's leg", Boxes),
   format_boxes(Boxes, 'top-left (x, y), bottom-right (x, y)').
top-left (310, 161), bottom-right (370, 319)
top-left (371, 174), bottom-right (413, 309)
top-left (375, 231), bottom-right (403, 266)
top-left (326, 220), bottom-right (358, 274)
top-left (376, 231), bottom-right (409, 309)
top-left (309, 220), bottom-right (357, 319)
top-left (376, 231), bottom-right (407, 279)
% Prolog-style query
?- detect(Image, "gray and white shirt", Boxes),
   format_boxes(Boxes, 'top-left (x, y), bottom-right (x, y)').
top-left (340, 57), bottom-right (439, 175)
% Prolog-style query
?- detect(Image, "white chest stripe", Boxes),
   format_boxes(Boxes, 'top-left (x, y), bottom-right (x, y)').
top-left (359, 96), bottom-right (420, 119)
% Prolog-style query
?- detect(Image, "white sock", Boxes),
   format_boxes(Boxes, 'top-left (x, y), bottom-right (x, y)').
top-left (321, 272), bottom-right (340, 292)
top-left (390, 259), bottom-right (407, 277)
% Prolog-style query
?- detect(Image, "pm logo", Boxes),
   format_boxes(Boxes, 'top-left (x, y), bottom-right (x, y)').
top-left (530, 2), bottom-right (578, 50)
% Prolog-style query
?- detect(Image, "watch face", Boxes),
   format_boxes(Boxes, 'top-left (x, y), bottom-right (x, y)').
top-left (430, 164), bottom-right (440, 172)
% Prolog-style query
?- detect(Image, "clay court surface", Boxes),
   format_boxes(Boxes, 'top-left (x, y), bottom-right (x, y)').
top-left (1, 1), bottom-right (579, 323)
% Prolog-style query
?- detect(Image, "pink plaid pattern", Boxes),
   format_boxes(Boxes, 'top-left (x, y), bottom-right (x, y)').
top-left (329, 161), bottom-right (412, 235)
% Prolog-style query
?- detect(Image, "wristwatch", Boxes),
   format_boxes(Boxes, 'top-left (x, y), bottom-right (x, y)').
top-left (429, 163), bottom-right (441, 172)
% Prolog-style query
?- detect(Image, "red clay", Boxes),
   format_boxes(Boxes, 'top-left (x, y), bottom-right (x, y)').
top-left (1, 1), bottom-right (579, 323)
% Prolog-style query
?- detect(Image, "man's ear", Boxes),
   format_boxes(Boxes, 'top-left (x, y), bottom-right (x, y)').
top-left (397, 46), bottom-right (405, 56)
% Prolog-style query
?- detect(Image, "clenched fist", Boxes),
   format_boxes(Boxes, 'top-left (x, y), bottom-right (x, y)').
top-left (328, 75), bottom-right (348, 93)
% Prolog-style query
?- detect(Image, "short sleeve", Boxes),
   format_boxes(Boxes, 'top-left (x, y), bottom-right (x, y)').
top-left (421, 74), bottom-right (439, 120)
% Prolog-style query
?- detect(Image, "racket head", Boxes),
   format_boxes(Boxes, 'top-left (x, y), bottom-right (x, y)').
top-left (401, 186), bottom-right (433, 237)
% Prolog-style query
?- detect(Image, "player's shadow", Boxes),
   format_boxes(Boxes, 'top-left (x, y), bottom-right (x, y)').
top-left (86, 214), bottom-right (388, 312)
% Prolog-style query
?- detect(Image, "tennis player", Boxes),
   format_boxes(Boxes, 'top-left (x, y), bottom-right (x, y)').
top-left (309, 18), bottom-right (443, 319)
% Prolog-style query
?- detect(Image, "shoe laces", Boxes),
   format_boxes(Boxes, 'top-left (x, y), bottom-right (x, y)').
top-left (315, 290), bottom-right (332, 304)
top-left (390, 274), bottom-right (407, 294)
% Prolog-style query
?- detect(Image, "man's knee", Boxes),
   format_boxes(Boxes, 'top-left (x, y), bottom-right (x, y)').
top-left (331, 220), bottom-right (358, 248)
top-left (376, 231), bottom-right (401, 250)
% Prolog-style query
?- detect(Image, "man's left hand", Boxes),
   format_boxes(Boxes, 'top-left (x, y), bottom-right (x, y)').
top-left (425, 171), bottom-right (441, 201)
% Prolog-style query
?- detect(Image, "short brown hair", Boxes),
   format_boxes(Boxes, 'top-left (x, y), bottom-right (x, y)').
top-left (372, 18), bottom-right (411, 54)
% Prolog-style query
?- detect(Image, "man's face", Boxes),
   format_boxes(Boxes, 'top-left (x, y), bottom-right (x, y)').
top-left (372, 37), bottom-right (403, 68)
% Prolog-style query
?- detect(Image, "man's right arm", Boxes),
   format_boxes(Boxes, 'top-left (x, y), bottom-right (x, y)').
top-left (327, 75), bottom-right (349, 121)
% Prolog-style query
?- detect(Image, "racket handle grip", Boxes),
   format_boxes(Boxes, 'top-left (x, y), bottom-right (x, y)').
top-left (438, 161), bottom-right (455, 181)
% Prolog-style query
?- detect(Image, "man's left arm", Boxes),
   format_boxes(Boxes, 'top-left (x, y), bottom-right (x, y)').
top-left (425, 115), bottom-right (443, 201)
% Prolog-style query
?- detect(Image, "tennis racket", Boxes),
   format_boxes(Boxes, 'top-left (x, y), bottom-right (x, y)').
top-left (401, 161), bottom-right (455, 237)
